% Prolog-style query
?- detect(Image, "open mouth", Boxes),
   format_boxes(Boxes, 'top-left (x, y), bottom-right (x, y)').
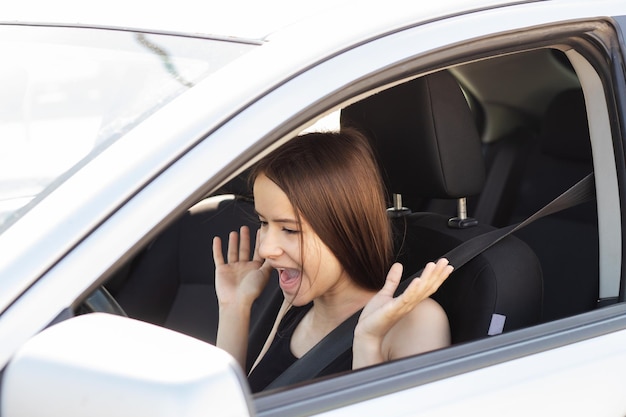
top-left (278, 268), bottom-right (301, 293)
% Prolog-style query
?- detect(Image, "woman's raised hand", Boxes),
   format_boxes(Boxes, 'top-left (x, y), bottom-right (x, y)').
top-left (353, 259), bottom-right (453, 367)
top-left (214, 225), bottom-right (272, 367)
top-left (213, 225), bottom-right (272, 308)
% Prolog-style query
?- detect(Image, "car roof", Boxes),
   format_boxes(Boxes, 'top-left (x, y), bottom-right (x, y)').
top-left (2, 0), bottom-right (533, 42)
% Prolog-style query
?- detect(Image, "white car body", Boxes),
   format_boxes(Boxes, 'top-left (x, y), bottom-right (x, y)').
top-left (2, 0), bottom-right (626, 415)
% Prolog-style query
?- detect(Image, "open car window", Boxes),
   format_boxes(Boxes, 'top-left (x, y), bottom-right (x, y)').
top-left (103, 41), bottom-right (610, 394)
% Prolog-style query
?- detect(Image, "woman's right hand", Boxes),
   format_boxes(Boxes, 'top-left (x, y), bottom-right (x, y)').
top-left (213, 225), bottom-right (272, 308)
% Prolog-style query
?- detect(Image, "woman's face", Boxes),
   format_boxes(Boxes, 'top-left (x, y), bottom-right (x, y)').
top-left (254, 173), bottom-right (350, 306)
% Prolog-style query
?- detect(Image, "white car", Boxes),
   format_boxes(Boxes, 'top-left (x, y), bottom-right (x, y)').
top-left (2, 0), bottom-right (626, 415)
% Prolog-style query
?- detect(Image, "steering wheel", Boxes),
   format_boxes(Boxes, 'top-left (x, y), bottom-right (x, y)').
top-left (80, 286), bottom-right (127, 316)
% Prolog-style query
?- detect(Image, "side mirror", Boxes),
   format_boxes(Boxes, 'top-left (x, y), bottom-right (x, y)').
top-left (1, 313), bottom-right (253, 417)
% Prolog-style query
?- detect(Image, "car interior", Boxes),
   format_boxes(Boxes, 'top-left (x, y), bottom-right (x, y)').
top-left (97, 46), bottom-right (601, 388)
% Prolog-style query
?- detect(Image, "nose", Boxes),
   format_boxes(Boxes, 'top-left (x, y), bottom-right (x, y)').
top-left (258, 227), bottom-right (283, 259)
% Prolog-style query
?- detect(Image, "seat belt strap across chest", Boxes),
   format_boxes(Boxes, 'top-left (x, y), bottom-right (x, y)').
top-left (264, 308), bottom-right (361, 390)
top-left (266, 173), bottom-right (595, 390)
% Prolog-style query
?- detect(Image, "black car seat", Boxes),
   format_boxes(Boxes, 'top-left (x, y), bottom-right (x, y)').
top-left (509, 88), bottom-right (598, 321)
top-left (342, 70), bottom-right (544, 343)
top-left (472, 126), bottom-right (537, 227)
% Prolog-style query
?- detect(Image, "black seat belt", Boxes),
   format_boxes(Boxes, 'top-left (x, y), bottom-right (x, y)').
top-left (433, 172), bottom-right (595, 275)
top-left (265, 173), bottom-right (595, 391)
top-left (264, 308), bottom-right (361, 390)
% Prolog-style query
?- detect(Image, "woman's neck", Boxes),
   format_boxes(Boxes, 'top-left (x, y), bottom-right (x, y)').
top-left (289, 275), bottom-right (376, 359)
top-left (310, 283), bottom-right (375, 331)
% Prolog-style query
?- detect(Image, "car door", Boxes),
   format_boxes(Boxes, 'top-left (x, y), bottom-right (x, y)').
top-left (3, 2), bottom-right (626, 416)
top-left (249, 5), bottom-right (626, 417)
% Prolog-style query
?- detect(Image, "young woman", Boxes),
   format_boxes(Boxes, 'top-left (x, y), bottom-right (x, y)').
top-left (212, 129), bottom-right (453, 392)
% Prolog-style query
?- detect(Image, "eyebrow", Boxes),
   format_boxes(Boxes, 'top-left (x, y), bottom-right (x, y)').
top-left (254, 210), bottom-right (299, 225)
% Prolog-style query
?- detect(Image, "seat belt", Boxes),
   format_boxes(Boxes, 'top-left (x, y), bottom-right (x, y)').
top-left (428, 172), bottom-right (595, 277)
top-left (264, 308), bottom-right (361, 390)
top-left (265, 173), bottom-right (595, 391)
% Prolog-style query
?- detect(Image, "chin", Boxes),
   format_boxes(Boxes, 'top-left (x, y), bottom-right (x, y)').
top-left (283, 291), bottom-right (311, 307)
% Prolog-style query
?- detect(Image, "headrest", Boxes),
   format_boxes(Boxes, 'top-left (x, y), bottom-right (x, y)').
top-left (540, 89), bottom-right (592, 162)
top-left (341, 70), bottom-right (485, 201)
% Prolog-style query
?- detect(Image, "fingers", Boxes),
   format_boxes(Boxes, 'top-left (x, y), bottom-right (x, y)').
top-left (252, 229), bottom-right (263, 262)
top-left (215, 226), bottom-right (258, 264)
top-left (379, 263), bottom-right (404, 296)
top-left (259, 258), bottom-right (274, 277)
top-left (380, 258), bottom-right (452, 301)
top-left (227, 230), bottom-right (240, 263)
top-left (357, 259), bottom-right (453, 343)
top-left (239, 226), bottom-right (251, 261)
top-left (404, 258), bottom-right (453, 301)
top-left (213, 236), bottom-right (224, 266)
top-left (423, 258), bottom-right (454, 289)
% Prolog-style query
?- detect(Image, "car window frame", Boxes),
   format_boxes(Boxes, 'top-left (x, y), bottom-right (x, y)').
top-left (252, 17), bottom-right (626, 417)
top-left (611, 14), bottom-right (626, 303)
top-left (2, 5), bottom-right (626, 416)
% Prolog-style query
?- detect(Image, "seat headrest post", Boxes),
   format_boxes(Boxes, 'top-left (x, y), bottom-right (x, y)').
top-left (387, 193), bottom-right (411, 218)
top-left (448, 197), bottom-right (478, 228)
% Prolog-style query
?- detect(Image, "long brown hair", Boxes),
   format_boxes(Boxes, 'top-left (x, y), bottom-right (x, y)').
top-left (251, 128), bottom-right (393, 290)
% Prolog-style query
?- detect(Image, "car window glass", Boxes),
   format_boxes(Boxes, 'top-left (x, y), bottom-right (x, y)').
top-left (0, 25), bottom-right (255, 232)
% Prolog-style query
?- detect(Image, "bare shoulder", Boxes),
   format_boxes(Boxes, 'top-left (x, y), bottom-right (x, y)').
top-left (382, 297), bottom-right (451, 361)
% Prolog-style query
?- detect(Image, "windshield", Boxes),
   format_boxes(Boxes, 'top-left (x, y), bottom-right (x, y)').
top-left (0, 25), bottom-right (255, 230)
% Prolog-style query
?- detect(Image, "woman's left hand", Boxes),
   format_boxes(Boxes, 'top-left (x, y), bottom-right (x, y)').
top-left (353, 259), bottom-right (453, 367)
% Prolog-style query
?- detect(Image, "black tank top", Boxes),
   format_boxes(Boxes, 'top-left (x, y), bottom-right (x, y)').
top-left (247, 303), bottom-right (352, 393)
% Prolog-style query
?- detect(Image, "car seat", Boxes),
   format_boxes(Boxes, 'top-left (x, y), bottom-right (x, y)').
top-left (342, 70), bottom-right (544, 343)
top-left (509, 88), bottom-right (598, 321)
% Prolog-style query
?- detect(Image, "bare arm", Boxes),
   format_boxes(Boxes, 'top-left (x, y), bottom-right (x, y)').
top-left (352, 259), bottom-right (453, 369)
top-left (213, 226), bottom-right (272, 369)
top-left (383, 297), bottom-right (450, 360)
